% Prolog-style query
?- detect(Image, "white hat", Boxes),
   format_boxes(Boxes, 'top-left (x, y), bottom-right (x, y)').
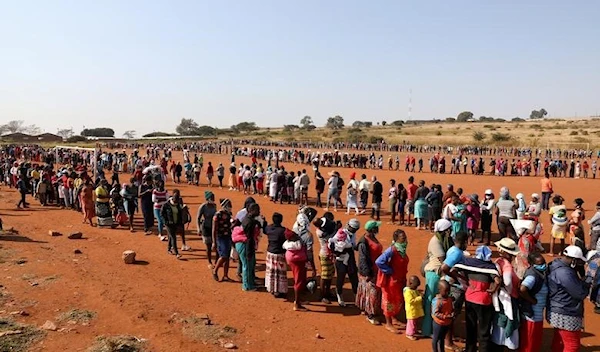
top-left (516, 193), bottom-right (524, 200)
top-left (531, 193), bottom-right (540, 199)
top-left (434, 219), bottom-right (452, 232)
top-left (494, 238), bottom-right (520, 256)
top-left (485, 189), bottom-right (493, 195)
top-left (586, 250), bottom-right (598, 262)
top-left (510, 219), bottom-right (534, 235)
top-left (563, 245), bottom-right (586, 261)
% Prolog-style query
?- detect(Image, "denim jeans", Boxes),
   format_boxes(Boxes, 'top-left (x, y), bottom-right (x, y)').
top-left (542, 192), bottom-right (551, 210)
top-left (153, 208), bottom-right (164, 234)
top-left (432, 322), bottom-right (450, 352)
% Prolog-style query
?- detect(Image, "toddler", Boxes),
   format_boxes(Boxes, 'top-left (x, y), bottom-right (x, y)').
top-left (403, 275), bottom-right (424, 340)
top-left (432, 280), bottom-right (454, 352)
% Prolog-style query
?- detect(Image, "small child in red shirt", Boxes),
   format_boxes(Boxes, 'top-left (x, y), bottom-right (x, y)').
top-left (432, 280), bottom-right (454, 352)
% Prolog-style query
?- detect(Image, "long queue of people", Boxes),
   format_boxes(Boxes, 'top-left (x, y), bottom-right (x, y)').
top-left (3, 146), bottom-right (600, 352)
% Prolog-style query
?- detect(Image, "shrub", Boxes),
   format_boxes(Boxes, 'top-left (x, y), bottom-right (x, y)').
top-left (570, 131), bottom-right (579, 135)
top-left (472, 131), bottom-right (486, 141)
top-left (67, 135), bottom-right (87, 143)
top-left (490, 132), bottom-right (511, 142)
top-left (581, 130), bottom-right (589, 135)
top-left (436, 131), bottom-right (442, 136)
top-left (483, 124), bottom-right (494, 128)
top-left (530, 124), bottom-right (542, 129)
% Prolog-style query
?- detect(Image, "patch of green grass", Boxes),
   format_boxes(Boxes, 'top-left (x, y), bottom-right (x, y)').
top-left (0, 318), bottom-right (45, 352)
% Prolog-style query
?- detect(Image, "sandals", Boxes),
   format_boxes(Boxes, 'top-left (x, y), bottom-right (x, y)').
top-left (212, 272), bottom-right (219, 282)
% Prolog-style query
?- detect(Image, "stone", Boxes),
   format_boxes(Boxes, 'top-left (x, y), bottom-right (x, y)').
top-left (41, 320), bottom-right (57, 331)
top-left (48, 231), bottom-right (62, 237)
top-left (122, 250), bottom-right (136, 264)
top-left (10, 310), bottom-right (29, 316)
top-left (223, 343), bottom-right (237, 350)
top-left (74, 249), bottom-right (82, 254)
top-left (315, 333), bottom-right (323, 339)
top-left (67, 232), bottom-right (83, 239)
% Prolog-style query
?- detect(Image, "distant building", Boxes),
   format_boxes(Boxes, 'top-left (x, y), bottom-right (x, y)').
top-left (1, 132), bottom-right (63, 143)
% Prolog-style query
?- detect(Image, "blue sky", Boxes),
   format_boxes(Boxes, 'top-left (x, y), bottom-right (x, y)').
top-left (1, 1), bottom-right (599, 136)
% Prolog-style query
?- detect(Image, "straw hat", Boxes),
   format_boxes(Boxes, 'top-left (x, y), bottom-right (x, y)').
top-left (494, 238), bottom-right (520, 256)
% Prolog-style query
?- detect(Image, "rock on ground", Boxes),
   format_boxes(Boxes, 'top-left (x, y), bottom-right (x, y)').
top-left (122, 250), bottom-right (136, 264)
top-left (48, 231), bottom-right (62, 237)
top-left (41, 320), bottom-right (57, 331)
top-left (67, 232), bottom-right (83, 239)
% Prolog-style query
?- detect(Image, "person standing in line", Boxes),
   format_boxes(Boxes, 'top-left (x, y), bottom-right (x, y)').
top-left (358, 174), bottom-right (371, 212)
top-left (325, 171), bottom-right (339, 212)
top-left (370, 176), bottom-right (383, 221)
top-left (212, 199), bottom-right (234, 282)
top-left (547, 246), bottom-right (590, 352)
top-left (432, 280), bottom-right (454, 352)
top-left (139, 176), bottom-right (155, 234)
top-left (197, 191), bottom-right (218, 268)
top-left (346, 172), bottom-right (360, 215)
top-left (16, 174), bottom-right (29, 209)
top-left (541, 172), bottom-right (553, 211)
top-left (405, 176), bottom-right (418, 226)
top-left (388, 179), bottom-right (398, 224)
top-left (152, 180), bottom-right (168, 239)
top-left (588, 201), bottom-right (600, 250)
top-left (519, 253), bottom-right (548, 352)
top-left (314, 171), bottom-right (324, 208)
top-left (216, 163), bottom-right (225, 188)
top-left (356, 220), bottom-right (383, 325)
top-left (161, 189), bottom-right (184, 259)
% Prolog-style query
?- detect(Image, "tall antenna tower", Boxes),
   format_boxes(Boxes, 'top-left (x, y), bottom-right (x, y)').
top-left (407, 88), bottom-right (412, 121)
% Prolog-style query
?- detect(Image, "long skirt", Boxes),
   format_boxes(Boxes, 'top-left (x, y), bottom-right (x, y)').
top-left (265, 252), bottom-right (288, 294)
top-left (414, 199), bottom-right (429, 219)
top-left (95, 201), bottom-right (113, 227)
top-left (228, 174), bottom-right (237, 188)
top-left (319, 255), bottom-right (335, 280)
top-left (347, 193), bottom-right (358, 209)
top-left (355, 275), bottom-right (381, 316)
top-left (235, 242), bottom-right (256, 291)
top-left (422, 271), bottom-right (441, 337)
top-left (288, 260), bottom-right (307, 293)
top-left (82, 200), bottom-right (95, 221)
top-left (380, 276), bottom-right (405, 318)
top-left (269, 182), bottom-right (277, 198)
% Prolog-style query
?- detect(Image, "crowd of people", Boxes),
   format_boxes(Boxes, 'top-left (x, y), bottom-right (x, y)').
top-left (3, 143), bottom-right (600, 352)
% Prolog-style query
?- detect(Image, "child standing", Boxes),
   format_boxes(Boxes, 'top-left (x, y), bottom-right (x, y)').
top-left (432, 280), bottom-right (454, 352)
top-left (549, 195), bottom-right (568, 256)
top-left (403, 275), bottom-right (424, 340)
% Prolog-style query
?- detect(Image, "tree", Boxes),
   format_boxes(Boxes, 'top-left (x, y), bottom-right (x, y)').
top-left (391, 120), bottom-right (404, 126)
top-left (56, 128), bottom-right (74, 139)
top-left (197, 126), bottom-right (217, 136)
top-left (511, 117), bottom-right (525, 122)
top-left (123, 130), bottom-right (136, 139)
top-left (445, 117), bottom-right (456, 122)
top-left (326, 115), bottom-right (344, 129)
top-left (473, 131), bottom-right (487, 141)
top-left (232, 122), bottom-right (258, 132)
top-left (176, 118), bottom-right (200, 135)
top-left (381, 121), bottom-right (387, 126)
top-left (0, 120), bottom-right (41, 135)
top-left (352, 121), bottom-right (372, 128)
top-left (80, 127), bottom-right (115, 137)
top-left (283, 124), bottom-right (300, 132)
top-left (456, 111), bottom-right (474, 122)
top-left (530, 108), bottom-right (548, 119)
top-left (300, 116), bottom-right (313, 129)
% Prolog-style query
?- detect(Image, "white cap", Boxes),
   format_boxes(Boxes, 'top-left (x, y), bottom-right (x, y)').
top-left (434, 219), bottom-right (452, 232)
top-left (563, 245), bottom-right (586, 261)
top-left (485, 189), bottom-right (493, 195)
top-left (516, 193), bottom-right (524, 200)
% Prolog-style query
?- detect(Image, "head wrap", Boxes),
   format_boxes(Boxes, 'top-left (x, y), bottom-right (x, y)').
top-left (434, 219), bottom-right (452, 232)
top-left (204, 190), bottom-right (214, 201)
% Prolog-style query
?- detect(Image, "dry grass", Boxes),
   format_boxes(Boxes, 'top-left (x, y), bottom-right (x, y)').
top-left (57, 308), bottom-right (97, 324)
top-left (179, 315), bottom-right (236, 344)
top-left (87, 335), bottom-right (146, 352)
top-left (0, 318), bottom-right (45, 352)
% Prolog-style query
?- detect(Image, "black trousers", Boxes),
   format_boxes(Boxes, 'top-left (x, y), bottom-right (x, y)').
top-left (335, 260), bottom-right (358, 296)
top-left (465, 301), bottom-right (493, 352)
top-left (166, 225), bottom-right (179, 255)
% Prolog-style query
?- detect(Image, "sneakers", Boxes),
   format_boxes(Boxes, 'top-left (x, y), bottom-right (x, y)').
top-left (367, 316), bottom-right (381, 325)
top-left (337, 294), bottom-right (346, 307)
top-left (181, 245), bottom-right (191, 251)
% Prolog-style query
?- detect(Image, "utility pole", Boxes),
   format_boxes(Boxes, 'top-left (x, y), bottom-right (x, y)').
top-left (408, 88), bottom-right (412, 122)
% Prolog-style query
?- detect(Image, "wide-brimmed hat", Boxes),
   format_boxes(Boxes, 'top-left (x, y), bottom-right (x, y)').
top-left (494, 238), bottom-right (520, 256)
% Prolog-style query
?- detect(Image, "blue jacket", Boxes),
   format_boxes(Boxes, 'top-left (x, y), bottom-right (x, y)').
top-left (547, 258), bottom-right (591, 317)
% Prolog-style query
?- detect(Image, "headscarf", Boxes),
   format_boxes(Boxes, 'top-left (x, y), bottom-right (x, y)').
top-left (500, 187), bottom-right (510, 200)
top-left (293, 212), bottom-right (310, 236)
top-left (434, 219), bottom-right (453, 253)
top-left (204, 190), bottom-right (214, 201)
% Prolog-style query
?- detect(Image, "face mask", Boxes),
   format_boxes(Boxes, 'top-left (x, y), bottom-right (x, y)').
top-left (534, 264), bottom-right (546, 272)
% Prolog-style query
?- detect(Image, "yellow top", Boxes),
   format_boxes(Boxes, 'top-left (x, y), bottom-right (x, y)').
top-left (403, 287), bottom-right (424, 319)
top-left (95, 186), bottom-right (109, 203)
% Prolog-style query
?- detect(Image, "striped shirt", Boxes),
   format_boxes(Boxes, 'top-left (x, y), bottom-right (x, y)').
top-left (152, 190), bottom-right (169, 210)
top-left (522, 275), bottom-right (548, 322)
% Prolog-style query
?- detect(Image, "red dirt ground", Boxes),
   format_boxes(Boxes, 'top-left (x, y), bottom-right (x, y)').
top-left (1, 151), bottom-right (599, 351)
